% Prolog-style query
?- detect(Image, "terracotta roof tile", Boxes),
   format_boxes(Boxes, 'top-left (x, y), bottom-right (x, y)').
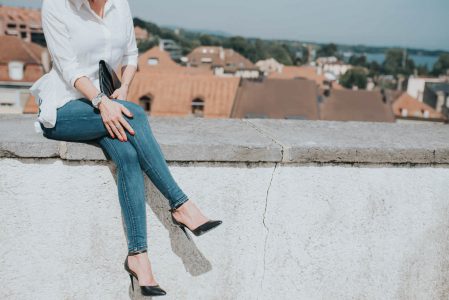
top-left (0, 35), bottom-right (45, 82)
top-left (138, 46), bottom-right (212, 75)
top-left (320, 89), bottom-right (395, 122)
top-left (0, 35), bottom-right (44, 65)
top-left (392, 92), bottom-right (446, 121)
top-left (187, 46), bottom-right (258, 70)
top-left (128, 71), bottom-right (240, 118)
top-left (0, 6), bottom-right (41, 27)
top-left (269, 65), bottom-right (344, 90)
top-left (231, 78), bottom-right (320, 120)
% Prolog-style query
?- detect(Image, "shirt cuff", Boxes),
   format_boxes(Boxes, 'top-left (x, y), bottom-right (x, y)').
top-left (68, 71), bottom-right (89, 88)
top-left (61, 63), bottom-right (90, 88)
top-left (122, 54), bottom-right (138, 67)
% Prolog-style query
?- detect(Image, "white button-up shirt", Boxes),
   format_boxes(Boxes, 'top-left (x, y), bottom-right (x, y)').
top-left (30, 0), bottom-right (138, 133)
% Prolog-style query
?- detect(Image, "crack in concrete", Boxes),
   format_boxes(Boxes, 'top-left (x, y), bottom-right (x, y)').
top-left (244, 120), bottom-right (288, 162)
top-left (258, 162), bottom-right (278, 298)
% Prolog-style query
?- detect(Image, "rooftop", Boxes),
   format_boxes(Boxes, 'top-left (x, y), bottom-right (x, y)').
top-left (320, 89), bottom-right (395, 123)
top-left (231, 78), bottom-right (320, 120)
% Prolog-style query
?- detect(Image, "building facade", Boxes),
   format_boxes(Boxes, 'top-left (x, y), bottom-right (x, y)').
top-left (0, 6), bottom-right (45, 46)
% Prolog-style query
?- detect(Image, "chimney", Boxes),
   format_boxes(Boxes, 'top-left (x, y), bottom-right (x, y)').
top-left (381, 89), bottom-right (387, 103)
top-left (8, 61), bottom-right (24, 80)
top-left (435, 91), bottom-right (445, 112)
top-left (397, 75), bottom-right (405, 91)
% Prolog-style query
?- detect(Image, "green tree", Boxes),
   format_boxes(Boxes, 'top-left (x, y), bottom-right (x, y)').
top-left (199, 34), bottom-right (222, 46)
top-left (432, 53), bottom-right (449, 76)
top-left (253, 39), bottom-right (269, 62)
top-left (416, 65), bottom-right (429, 76)
top-left (133, 18), bottom-right (161, 36)
top-left (340, 67), bottom-right (368, 89)
top-left (225, 36), bottom-right (251, 54)
top-left (137, 39), bottom-right (158, 53)
top-left (267, 44), bottom-right (293, 65)
top-left (299, 47), bottom-right (310, 65)
top-left (349, 55), bottom-right (367, 67)
top-left (382, 49), bottom-right (415, 76)
top-left (317, 43), bottom-right (338, 58)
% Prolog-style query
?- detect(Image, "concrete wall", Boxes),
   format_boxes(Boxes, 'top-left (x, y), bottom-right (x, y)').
top-left (1, 116), bottom-right (449, 300)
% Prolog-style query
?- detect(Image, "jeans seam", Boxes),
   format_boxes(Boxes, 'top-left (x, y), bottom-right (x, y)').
top-left (131, 132), bottom-right (185, 208)
top-left (103, 138), bottom-right (139, 249)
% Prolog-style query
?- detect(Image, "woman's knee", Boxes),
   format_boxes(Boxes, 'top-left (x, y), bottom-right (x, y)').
top-left (115, 142), bottom-right (139, 166)
top-left (116, 100), bottom-right (146, 119)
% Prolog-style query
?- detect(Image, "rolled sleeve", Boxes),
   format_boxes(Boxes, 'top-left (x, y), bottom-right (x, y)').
top-left (42, 2), bottom-right (89, 87)
top-left (121, 0), bottom-right (139, 67)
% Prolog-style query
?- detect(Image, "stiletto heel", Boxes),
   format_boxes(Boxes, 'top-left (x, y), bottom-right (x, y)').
top-left (169, 203), bottom-right (222, 238)
top-left (129, 274), bottom-right (134, 291)
top-left (124, 249), bottom-right (167, 297)
top-left (171, 214), bottom-right (191, 240)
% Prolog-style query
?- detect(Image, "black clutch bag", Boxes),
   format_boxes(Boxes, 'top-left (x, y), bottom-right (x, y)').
top-left (99, 59), bottom-right (121, 97)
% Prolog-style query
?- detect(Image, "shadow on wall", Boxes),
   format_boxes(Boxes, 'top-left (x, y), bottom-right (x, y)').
top-left (106, 162), bottom-right (212, 279)
top-left (145, 176), bottom-right (212, 276)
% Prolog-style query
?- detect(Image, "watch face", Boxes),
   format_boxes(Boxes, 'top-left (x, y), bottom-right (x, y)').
top-left (93, 97), bottom-right (100, 108)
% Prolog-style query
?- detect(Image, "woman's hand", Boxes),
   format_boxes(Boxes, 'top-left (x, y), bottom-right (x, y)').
top-left (98, 96), bottom-right (135, 141)
top-left (110, 84), bottom-right (129, 100)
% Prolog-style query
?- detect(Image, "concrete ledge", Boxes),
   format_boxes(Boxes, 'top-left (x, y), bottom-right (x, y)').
top-left (1, 115), bottom-right (449, 164)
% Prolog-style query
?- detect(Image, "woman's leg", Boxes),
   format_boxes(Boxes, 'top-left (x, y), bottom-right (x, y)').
top-left (115, 100), bottom-right (211, 231)
top-left (112, 99), bottom-right (190, 209)
top-left (41, 98), bottom-right (189, 210)
top-left (97, 136), bottom-right (147, 253)
top-left (41, 99), bottom-right (148, 252)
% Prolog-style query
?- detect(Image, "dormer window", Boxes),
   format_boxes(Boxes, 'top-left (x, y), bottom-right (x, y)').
top-left (192, 98), bottom-right (205, 117)
top-left (147, 57), bottom-right (159, 66)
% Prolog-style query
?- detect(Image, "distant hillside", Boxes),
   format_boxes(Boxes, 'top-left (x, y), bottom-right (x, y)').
top-left (133, 17), bottom-right (449, 76)
top-left (162, 24), bottom-right (232, 37)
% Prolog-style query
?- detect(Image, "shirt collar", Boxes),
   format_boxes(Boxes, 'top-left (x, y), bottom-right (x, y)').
top-left (69, 0), bottom-right (115, 12)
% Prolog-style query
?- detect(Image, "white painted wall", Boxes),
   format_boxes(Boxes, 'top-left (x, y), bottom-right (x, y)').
top-left (406, 77), bottom-right (442, 101)
top-left (1, 158), bottom-right (448, 300)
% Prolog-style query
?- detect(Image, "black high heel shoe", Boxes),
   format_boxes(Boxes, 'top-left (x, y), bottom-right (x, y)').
top-left (124, 249), bottom-right (167, 297)
top-left (169, 203), bottom-right (222, 240)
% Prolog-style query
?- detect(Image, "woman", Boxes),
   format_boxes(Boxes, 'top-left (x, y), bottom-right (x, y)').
top-left (30, 0), bottom-right (222, 297)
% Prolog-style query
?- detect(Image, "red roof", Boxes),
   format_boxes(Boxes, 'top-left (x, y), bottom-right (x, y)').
top-left (392, 93), bottom-right (446, 121)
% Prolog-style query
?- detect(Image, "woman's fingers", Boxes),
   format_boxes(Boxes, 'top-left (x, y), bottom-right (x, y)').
top-left (105, 123), bottom-right (115, 138)
top-left (111, 90), bottom-right (119, 99)
top-left (120, 104), bottom-right (133, 118)
top-left (109, 121), bottom-right (123, 141)
top-left (100, 100), bottom-right (136, 141)
top-left (113, 119), bottom-right (127, 141)
top-left (119, 117), bottom-right (135, 135)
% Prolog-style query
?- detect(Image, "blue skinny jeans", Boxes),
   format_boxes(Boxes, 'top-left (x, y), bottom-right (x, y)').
top-left (39, 98), bottom-right (189, 253)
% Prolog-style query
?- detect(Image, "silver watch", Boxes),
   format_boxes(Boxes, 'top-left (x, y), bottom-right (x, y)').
top-left (91, 92), bottom-right (106, 109)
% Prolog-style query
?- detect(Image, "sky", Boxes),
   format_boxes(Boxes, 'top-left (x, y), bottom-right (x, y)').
top-left (2, 0), bottom-right (449, 51)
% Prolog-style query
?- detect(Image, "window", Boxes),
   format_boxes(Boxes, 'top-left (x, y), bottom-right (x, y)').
top-left (139, 95), bottom-right (152, 112)
top-left (192, 98), bottom-right (205, 117)
top-left (399, 108), bottom-right (408, 117)
top-left (201, 57), bottom-right (212, 63)
top-left (147, 58), bottom-right (159, 65)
